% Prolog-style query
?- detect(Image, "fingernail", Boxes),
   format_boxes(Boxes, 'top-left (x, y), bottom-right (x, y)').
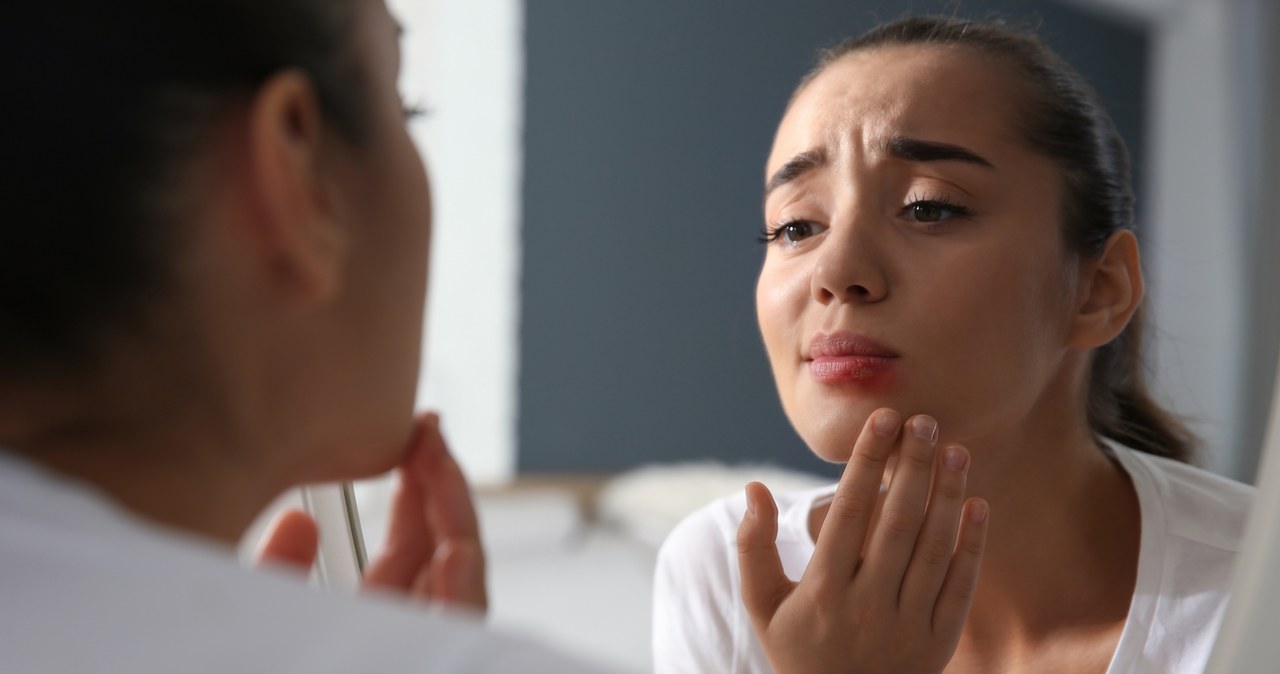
top-left (745, 487), bottom-right (757, 516)
top-left (872, 409), bottom-right (899, 437)
top-left (911, 415), bottom-right (938, 443)
top-left (969, 500), bottom-right (988, 524)
top-left (944, 445), bottom-right (968, 472)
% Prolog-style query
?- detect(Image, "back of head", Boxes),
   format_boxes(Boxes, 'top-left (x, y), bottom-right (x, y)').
top-left (800, 15), bottom-right (1196, 462)
top-left (3, 1), bottom-right (364, 383)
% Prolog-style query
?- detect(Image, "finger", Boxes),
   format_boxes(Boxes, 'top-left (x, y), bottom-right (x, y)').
top-left (426, 539), bottom-right (489, 611)
top-left (364, 415), bottom-right (438, 590)
top-left (415, 416), bottom-right (482, 549)
top-left (255, 508), bottom-right (319, 574)
top-left (737, 481), bottom-right (794, 628)
top-left (808, 407), bottom-right (900, 586)
top-left (858, 414), bottom-right (939, 595)
top-left (932, 498), bottom-right (989, 637)
top-left (899, 443), bottom-right (969, 618)
top-left (415, 416), bottom-right (487, 610)
top-left (405, 542), bottom-right (487, 611)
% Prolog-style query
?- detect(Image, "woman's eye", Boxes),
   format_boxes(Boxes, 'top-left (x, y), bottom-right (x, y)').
top-left (780, 222), bottom-right (816, 242)
top-left (910, 202), bottom-right (946, 222)
top-left (903, 199), bottom-right (971, 224)
top-left (760, 221), bottom-right (827, 245)
top-left (402, 103), bottom-right (428, 121)
top-left (399, 95), bottom-right (431, 122)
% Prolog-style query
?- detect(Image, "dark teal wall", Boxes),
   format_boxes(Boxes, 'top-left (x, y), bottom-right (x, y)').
top-left (518, 0), bottom-right (1149, 474)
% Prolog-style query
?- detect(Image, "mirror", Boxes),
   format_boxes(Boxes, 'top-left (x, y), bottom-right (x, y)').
top-left (330, 0), bottom-right (1278, 671)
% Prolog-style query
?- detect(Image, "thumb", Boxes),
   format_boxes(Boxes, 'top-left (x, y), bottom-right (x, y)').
top-left (256, 508), bottom-right (320, 574)
top-left (737, 481), bottom-right (793, 625)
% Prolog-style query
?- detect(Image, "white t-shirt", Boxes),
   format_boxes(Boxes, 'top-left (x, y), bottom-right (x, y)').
top-left (0, 451), bottom-right (616, 674)
top-left (652, 443), bottom-right (1254, 673)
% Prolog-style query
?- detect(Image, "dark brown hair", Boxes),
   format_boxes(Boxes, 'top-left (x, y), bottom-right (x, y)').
top-left (3, 0), bottom-right (366, 381)
top-left (801, 16), bottom-right (1195, 462)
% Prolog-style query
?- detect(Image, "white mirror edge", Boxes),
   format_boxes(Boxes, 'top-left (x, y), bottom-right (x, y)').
top-left (1207, 353), bottom-right (1280, 672)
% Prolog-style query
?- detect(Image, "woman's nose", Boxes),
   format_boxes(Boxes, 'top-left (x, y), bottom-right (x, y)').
top-left (810, 223), bottom-right (888, 304)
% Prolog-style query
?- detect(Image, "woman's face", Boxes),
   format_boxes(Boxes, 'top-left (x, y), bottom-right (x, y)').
top-left (311, 0), bottom-right (432, 477)
top-left (757, 45), bottom-right (1078, 462)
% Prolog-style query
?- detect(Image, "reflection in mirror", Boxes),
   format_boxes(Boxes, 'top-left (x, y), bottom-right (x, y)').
top-left (340, 1), bottom-right (1275, 672)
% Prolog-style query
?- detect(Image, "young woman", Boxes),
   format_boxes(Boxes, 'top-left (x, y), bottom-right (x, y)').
top-left (653, 16), bottom-right (1254, 674)
top-left (1, 1), bottom-right (603, 671)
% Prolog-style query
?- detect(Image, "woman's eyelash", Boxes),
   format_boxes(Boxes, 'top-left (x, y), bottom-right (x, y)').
top-left (757, 221), bottom-right (804, 244)
top-left (757, 225), bottom-right (784, 244)
top-left (402, 99), bottom-right (431, 121)
top-left (904, 193), bottom-right (973, 221)
top-left (758, 220), bottom-right (824, 245)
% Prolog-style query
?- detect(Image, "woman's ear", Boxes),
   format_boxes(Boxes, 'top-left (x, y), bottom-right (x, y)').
top-left (240, 70), bottom-right (348, 304)
top-left (1067, 229), bottom-right (1144, 349)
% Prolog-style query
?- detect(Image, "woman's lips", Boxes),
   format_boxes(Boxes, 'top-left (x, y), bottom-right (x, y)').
top-left (807, 332), bottom-right (899, 385)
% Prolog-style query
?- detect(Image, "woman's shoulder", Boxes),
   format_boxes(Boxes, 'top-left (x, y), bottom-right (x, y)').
top-left (1107, 445), bottom-right (1255, 674)
top-left (0, 453), bottom-right (609, 673)
top-left (1115, 444), bottom-right (1254, 552)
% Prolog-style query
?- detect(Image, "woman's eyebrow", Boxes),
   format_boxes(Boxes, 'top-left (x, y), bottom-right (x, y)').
top-left (885, 136), bottom-right (995, 168)
top-left (764, 149), bottom-right (827, 201)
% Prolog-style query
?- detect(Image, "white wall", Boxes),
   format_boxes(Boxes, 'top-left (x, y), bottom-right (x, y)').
top-left (1144, 0), bottom-right (1249, 478)
top-left (389, 0), bottom-right (524, 485)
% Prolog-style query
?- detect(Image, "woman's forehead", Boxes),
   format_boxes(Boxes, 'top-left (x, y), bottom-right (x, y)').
top-left (767, 45), bottom-right (1024, 175)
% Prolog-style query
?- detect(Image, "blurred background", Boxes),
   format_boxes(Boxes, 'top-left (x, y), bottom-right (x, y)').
top-left (247, 1), bottom-right (1280, 671)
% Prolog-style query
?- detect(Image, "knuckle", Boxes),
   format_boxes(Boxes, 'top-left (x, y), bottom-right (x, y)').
top-left (849, 443), bottom-right (889, 472)
top-left (900, 445), bottom-right (935, 473)
top-left (878, 505), bottom-right (921, 540)
top-left (917, 536), bottom-right (953, 567)
top-left (950, 576), bottom-right (979, 603)
top-left (807, 588), bottom-right (867, 631)
top-left (935, 472), bottom-right (966, 500)
top-left (807, 586), bottom-right (840, 614)
top-left (829, 490), bottom-right (874, 523)
top-left (848, 601), bottom-right (879, 633)
top-left (961, 532), bottom-right (986, 558)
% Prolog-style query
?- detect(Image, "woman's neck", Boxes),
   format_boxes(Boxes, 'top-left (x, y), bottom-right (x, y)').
top-left (0, 355), bottom-right (289, 545)
top-left (22, 432), bottom-right (282, 545)
top-left (944, 389), bottom-right (1142, 670)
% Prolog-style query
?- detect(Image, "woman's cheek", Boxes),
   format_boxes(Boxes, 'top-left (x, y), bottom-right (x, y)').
top-left (759, 261), bottom-right (811, 352)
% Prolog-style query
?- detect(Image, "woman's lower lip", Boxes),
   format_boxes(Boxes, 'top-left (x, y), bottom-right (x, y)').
top-left (808, 356), bottom-right (897, 385)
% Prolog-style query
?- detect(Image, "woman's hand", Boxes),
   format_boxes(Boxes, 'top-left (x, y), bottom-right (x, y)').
top-left (736, 408), bottom-right (988, 674)
top-left (257, 412), bottom-right (488, 612)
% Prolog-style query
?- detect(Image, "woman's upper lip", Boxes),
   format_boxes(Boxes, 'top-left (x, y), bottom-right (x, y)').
top-left (807, 332), bottom-right (900, 360)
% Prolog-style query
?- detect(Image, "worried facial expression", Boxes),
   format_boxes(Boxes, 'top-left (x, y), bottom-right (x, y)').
top-left (757, 45), bottom-right (1079, 462)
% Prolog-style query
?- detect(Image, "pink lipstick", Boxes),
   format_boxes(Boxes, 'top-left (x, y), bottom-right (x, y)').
top-left (807, 332), bottom-right (899, 387)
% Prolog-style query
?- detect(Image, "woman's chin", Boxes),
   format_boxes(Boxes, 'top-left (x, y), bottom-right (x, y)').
top-left (798, 414), bottom-right (878, 464)
top-left (297, 424), bottom-right (415, 484)
top-left (803, 427), bottom-right (875, 465)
